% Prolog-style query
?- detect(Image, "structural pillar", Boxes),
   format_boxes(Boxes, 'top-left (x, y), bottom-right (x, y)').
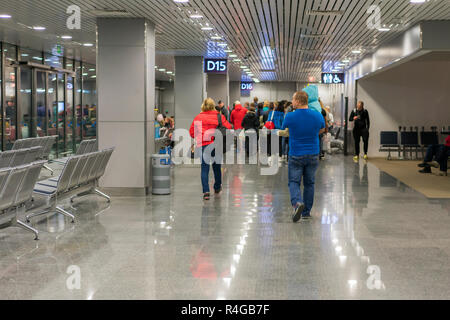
top-left (174, 56), bottom-right (206, 130)
top-left (206, 73), bottom-right (229, 107)
top-left (97, 18), bottom-right (155, 195)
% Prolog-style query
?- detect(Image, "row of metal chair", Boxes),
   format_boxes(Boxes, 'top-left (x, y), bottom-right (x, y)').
top-left (380, 129), bottom-right (448, 160)
top-left (26, 148), bottom-right (114, 225)
top-left (12, 136), bottom-right (58, 173)
top-left (53, 139), bottom-right (98, 165)
top-left (0, 161), bottom-right (46, 240)
top-left (0, 147), bottom-right (43, 169)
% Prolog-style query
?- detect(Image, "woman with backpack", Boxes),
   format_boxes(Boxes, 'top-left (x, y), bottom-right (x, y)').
top-left (190, 98), bottom-right (232, 200)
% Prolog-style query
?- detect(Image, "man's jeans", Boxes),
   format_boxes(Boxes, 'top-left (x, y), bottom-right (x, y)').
top-left (425, 144), bottom-right (449, 172)
top-left (201, 146), bottom-right (222, 194)
top-left (288, 155), bottom-right (319, 215)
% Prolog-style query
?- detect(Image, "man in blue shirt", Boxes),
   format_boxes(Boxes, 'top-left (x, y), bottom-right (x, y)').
top-left (281, 91), bottom-right (325, 222)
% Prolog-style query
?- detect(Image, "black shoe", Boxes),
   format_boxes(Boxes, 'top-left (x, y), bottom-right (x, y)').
top-left (203, 193), bottom-right (211, 200)
top-left (292, 203), bottom-right (305, 223)
top-left (418, 162), bottom-right (429, 168)
top-left (214, 187), bottom-right (222, 194)
top-left (419, 167), bottom-right (432, 174)
top-left (301, 214), bottom-right (312, 220)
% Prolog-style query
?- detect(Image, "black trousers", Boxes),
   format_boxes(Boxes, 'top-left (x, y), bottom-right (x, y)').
top-left (353, 128), bottom-right (369, 155)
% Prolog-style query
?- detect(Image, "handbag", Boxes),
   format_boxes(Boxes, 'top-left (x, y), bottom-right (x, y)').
top-left (264, 111), bottom-right (276, 130)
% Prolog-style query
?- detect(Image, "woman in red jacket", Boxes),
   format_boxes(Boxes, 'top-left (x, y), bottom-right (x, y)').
top-left (190, 98), bottom-right (232, 200)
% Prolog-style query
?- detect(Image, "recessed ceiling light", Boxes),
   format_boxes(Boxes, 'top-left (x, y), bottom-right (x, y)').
top-left (377, 27), bottom-right (391, 32)
top-left (158, 68), bottom-right (166, 72)
top-left (83, 43), bottom-right (94, 47)
top-left (21, 54), bottom-right (29, 57)
top-left (352, 50), bottom-right (361, 54)
top-left (89, 68), bottom-right (95, 71)
top-left (240, 66), bottom-right (247, 69)
top-left (174, 0), bottom-right (189, 3)
top-left (201, 27), bottom-right (213, 31)
top-left (342, 59), bottom-right (350, 63)
top-left (166, 71), bottom-right (173, 74)
top-left (190, 14), bottom-right (203, 19)
top-left (229, 54), bottom-right (237, 58)
top-left (217, 43), bottom-right (227, 47)
top-left (33, 26), bottom-right (46, 31)
top-left (253, 78), bottom-right (260, 83)
top-left (211, 36), bottom-right (222, 40)
top-left (224, 49), bottom-right (232, 53)
top-left (233, 59), bottom-right (241, 62)
top-left (61, 35), bottom-right (72, 39)
top-left (410, 0), bottom-right (426, 3)
top-left (0, 14), bottom-right (12, 19)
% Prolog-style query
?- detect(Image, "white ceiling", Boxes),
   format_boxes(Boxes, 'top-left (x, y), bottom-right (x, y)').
top-left (0, 0), bottom-right (449, 82)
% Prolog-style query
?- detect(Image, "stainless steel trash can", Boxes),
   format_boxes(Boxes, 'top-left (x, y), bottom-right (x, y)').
top-left (152, 154), bottom-right (171, 195)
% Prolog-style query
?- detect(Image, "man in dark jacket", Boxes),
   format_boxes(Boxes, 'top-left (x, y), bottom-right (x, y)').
top-left (217, 100), bottom-right (229, 121)
top-left (349, 101), bottom-right (370, 161)
top-left (241, 105), bottom-right (260, 157)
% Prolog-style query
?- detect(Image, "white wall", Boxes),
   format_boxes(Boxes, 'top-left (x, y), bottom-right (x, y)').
top-left (230, 81), bottom-right (296, 104)
top-left (357, 52), bottom-right (450, 157)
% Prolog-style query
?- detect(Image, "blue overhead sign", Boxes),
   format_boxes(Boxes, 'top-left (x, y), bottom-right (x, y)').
top-left (204, 58), bottom-right (228, 73)
top-left (322, 73), bottom-right (345, 84)
top-left (241, 82), bottom-right (253, 91)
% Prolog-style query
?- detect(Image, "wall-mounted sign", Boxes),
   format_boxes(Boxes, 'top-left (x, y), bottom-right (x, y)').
top-left (204, 58), bottom-right (228, 73)
top-left (241, 82), bottom-right (253, 91)
top-left (322, 73), bottom-right (345, 84)
top-left (240, 81), bottom-right (253, 97)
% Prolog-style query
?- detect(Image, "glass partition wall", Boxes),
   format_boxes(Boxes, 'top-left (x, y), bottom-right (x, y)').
top-left (0, 42), bottom-right (97, 156)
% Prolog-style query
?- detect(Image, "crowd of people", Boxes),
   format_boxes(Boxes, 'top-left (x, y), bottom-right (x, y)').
top-left (190, 85), bottom-right (336, 221)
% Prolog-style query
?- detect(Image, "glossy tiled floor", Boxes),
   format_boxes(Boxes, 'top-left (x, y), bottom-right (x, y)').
top-left (1, 156), bottom-right (450, 300)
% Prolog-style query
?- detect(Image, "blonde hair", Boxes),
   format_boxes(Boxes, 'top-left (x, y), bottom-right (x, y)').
top-left (201, 98), bottom-right (216, 112)
top-left (263, 100), bottom-right (270, 108)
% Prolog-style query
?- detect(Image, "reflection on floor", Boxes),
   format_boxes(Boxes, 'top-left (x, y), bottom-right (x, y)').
top-left (1, 155), bottom-right (450, 300)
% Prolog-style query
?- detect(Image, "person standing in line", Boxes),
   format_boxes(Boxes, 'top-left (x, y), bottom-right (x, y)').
top-left (349, 101), bottom-right (370, 161)
top-left (280, 91), bottom-right (325, 222)
top-left (325, 106), bottom-right (334, 131)
top-left (190, 98), bottom-right (232, 201)
top-left (217, 100), bottom-right (230, 121)
top-left (319, 99), bottom-right (329, 160)
top-left (230, 102), bottom-right (248, 130)
top-left (241, 104), bottom-right (261, 157)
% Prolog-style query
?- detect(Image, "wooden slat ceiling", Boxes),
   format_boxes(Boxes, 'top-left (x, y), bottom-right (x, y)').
top-left (0, 0), bottom-right (449, 81)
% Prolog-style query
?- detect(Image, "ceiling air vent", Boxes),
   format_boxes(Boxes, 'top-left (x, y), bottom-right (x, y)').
top-left (307, 10), bottom-right (344, 16)
top-left (89, 8), bottom-right (132, 17)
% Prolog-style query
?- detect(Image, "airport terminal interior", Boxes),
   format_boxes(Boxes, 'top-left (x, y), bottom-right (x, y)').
top-left (0, 0), bottom-right (450, 300)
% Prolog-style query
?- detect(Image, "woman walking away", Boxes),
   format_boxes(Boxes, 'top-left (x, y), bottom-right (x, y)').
top-left (190, 98), bottom-right (232, 200)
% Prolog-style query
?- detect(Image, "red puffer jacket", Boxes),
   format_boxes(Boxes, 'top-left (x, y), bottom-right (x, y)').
top-left (190, 110), bottom-right (232, 147)
top-left (230, 104), bottom-right (248, 130)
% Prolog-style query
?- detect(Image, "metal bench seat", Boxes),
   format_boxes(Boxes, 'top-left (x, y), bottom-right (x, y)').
top-left (0, 161), bottom-right (46, 240)
top-left (26, 148), bottom-right (114, 224)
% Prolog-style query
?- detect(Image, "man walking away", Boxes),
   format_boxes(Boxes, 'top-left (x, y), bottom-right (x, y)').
top-left (282, 91), bottom-right (325, 223)
top-left (349, 101), bottom-right (370, 161)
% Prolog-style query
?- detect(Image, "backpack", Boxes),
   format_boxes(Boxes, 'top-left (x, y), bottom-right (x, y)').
top-left (215, 113), bottom-right (229, 154)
